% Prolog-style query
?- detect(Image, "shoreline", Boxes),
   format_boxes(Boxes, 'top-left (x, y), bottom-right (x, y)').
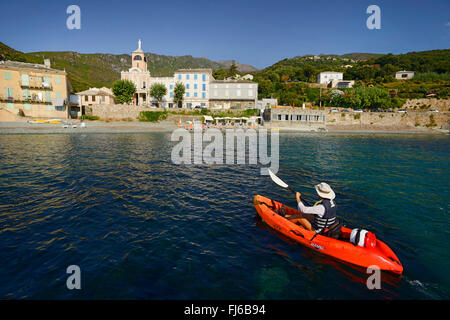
top-left (0, 121), bottom-right (448, 135)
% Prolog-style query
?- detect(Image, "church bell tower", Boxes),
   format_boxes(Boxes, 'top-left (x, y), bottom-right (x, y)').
top-left (132, 39), bottom-right (147, 71)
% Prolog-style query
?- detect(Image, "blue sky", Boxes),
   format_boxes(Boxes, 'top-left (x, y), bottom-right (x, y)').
top-left (0, 0), bottom-right (449, 68)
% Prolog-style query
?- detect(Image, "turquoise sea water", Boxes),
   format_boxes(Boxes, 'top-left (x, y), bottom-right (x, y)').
top-left (0, 132), bottom-right (448, 299)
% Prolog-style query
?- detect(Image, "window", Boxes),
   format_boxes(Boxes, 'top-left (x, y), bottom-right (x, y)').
top-left (178, 74), bottom-right (182, 80)
top-left (21, 74), bottom-right (29, 85)
top-left (202, 84), bottom-right (206, 91)
top-left (55, 76), bottom-right (61, 84)
top-left (186, 92), bottom-right (190, 97)
top-left (186, 74), bottom-right (190, 80)
top-left (92, 95), bottom-right (96, 102)
top-left (4, 72), bottom-right (11, 80)
top-left (194, 84), bottom-right (197, 89)
top-left (133, 55), bottom-right (142, 61)
top-left (23, 88), bottom-right (30, 99)
top-left (186, 84), bottom-right (190, 89)
top-left (85, 95), bottom-right (88, 102)
top-left (272, 114), bottom-right (278, 120)
top-left (202, 74), bottom-right (206, 81)
top-left (285, 115), bottom-right (289, 120)
top-left (202, 92), bottom-right (206, 99)
top-left (194, 74), bottom-right (198, 80)
top-left (170, 84), bottom-right (173, 89)
top-left (170, 92), bottom-right (173, 98)
top-left (5, 88), bottom-right (13, 99)
top-left (194, 92), bottom-right (197, 97)
top-left (143, 81), bottom-right (146, 89)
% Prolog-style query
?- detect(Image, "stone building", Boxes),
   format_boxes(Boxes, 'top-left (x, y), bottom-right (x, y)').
top-left (76, 87), bottom-right (115, 116)
top-left (267, 106), bottom-right (326, 131)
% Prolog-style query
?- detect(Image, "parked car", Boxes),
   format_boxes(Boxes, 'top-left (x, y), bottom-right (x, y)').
top-left (428, 110), bottom-right (439, 113)
top-left (194, 105), bottom-right (201, 109)
top-left (396, 109), bottom-right (407, 113)
top-left (354, 109), bottom-right (364, 113)
top-left (341, 110), bottom-right (349, 113)
top-left (330, 109), bottom-right (339, 113)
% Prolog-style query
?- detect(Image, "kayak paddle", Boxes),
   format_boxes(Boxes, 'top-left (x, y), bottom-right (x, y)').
top-left (267, 169), bottom-right (312, 206)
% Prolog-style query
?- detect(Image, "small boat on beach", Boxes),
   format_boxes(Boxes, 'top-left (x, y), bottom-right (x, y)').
top-left (28, 119), bottom-right (63, 124)
top-left (254, 195), bottom-right (403, 274)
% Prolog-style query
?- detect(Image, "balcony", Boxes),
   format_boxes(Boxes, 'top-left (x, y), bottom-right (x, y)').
top-left (20, 80), bottom-right (52, 90)
top-left (0, 94), bottom-right (52, 104)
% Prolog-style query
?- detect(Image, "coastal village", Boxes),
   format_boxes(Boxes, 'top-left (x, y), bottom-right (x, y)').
top-left (1, 1), bottom-right (450, 304)
top-left (0, 40), bottom-right (448, 133)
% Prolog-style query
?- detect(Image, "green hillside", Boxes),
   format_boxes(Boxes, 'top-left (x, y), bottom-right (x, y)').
top-left (253, 49), bottom-right (450, 107)
top-left (0, 42), bottom-right (255, 92)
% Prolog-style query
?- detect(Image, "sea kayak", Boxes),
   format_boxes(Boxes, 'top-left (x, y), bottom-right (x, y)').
top-left (254, 195), bottom-right (403, 274)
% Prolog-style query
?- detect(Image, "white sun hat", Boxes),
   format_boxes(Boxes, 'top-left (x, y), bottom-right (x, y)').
top-left (314, 182), bottom-right (335, 200)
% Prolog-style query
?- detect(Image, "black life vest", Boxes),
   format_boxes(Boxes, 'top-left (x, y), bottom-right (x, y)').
top-left (312, 199), bottom-right (337, 232)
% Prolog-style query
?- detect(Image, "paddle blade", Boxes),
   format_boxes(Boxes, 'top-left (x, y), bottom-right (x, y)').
top-left (268, 169), bottom-right (289, 189)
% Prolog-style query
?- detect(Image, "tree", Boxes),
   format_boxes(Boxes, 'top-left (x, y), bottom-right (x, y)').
top-left (149, 83), bottom-right (167, 107)
top-left (213, 68), bottom-right (227, 80)
top-left (227, 61), bottom-right (238, 78)
top-left (112, 79), bottom-right (136, 104)
top-left (173, 82), bottom-right (185, 108)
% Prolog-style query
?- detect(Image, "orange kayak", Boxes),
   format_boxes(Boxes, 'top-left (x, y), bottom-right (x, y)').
top-left (254, 195), bottom-right (403, 274)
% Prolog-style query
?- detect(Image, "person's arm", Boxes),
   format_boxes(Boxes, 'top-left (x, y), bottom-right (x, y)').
top-left (296, 192), bottom-right (325, 216)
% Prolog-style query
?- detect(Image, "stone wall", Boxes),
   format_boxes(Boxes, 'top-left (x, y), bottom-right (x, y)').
top-left (0, 108), bottom-right (18, 122)
top-left (88, 104), bottom-right (205, 123)
top-left (326, 111), bottom-right (449, 132)
top-left (88, 104), bottom-right (153, 120)
top-left (402, 98), bottom-right (449, 112)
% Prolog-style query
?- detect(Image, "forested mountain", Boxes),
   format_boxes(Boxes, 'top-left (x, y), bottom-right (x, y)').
top-left (0, 42), bottom-right (257, 92)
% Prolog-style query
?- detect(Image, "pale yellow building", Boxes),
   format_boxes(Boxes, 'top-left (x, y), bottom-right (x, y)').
top-left (0, 59), bottom-right (69, 119)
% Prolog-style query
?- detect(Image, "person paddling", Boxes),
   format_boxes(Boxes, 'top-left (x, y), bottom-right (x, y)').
top-left (286, 182), bottom-right (337, 233)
